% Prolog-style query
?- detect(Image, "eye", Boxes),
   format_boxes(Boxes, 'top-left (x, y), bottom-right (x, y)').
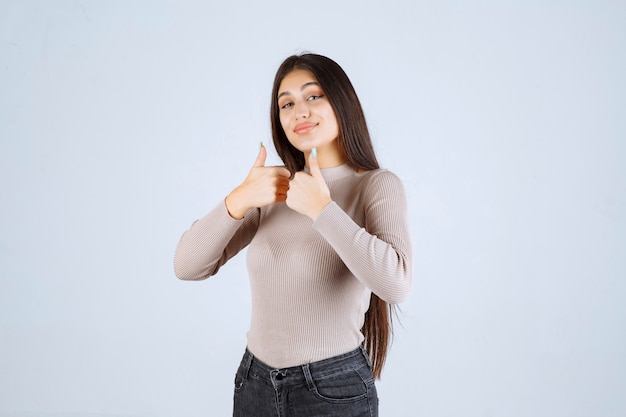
top-left (280, 102), bottom-right (293, 109)
top-left (307, 94), bottom-right (324, 101)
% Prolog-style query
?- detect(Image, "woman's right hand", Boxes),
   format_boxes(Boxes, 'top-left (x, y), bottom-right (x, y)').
top-left (225, 144), bottom-right (291, 219)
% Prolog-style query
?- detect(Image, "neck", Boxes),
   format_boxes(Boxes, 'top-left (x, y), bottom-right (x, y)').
top-left (304, 149), bottom-right (345, 169)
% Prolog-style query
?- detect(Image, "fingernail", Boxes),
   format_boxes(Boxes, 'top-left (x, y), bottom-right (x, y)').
top-left (312, 147), bottom-right (317, 159)
top-left (260, 141), bottom-right (264, 149)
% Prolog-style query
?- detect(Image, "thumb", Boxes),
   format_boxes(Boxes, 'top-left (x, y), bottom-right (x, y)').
top-left (308, 147), bottom-right (322, 178)
top-left (253, 142), bottom-right (267, 168)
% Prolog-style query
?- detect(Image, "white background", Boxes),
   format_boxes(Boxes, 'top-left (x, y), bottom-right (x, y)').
top-left (1, 1), bottom-right (624, 416)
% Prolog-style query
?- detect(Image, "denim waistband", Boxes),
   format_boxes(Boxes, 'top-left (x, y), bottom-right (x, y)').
top-left (239, 346), bottom-right (372, 389)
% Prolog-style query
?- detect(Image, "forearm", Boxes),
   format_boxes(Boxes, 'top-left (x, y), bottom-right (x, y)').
top-left (313, 202), bottom-right (413, 303)
top-left (174, 201), bottom-right (257, 280)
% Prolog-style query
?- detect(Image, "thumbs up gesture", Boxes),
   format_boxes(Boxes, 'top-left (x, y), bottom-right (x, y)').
top-left (225, 144), bottom-right (291, 219)
top-left (286, 148), bottom-right (332, 221)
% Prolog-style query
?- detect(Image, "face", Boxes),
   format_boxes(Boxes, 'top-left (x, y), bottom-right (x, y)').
top-left (277, 69), bottom-right (343, 166)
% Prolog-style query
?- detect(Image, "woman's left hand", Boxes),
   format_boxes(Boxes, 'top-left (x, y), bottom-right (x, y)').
top-left (286, 149), bottom-right (332, 221)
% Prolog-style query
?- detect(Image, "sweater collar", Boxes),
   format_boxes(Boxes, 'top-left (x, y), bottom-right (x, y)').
top-left (304, 163), bottom-right (356, 182)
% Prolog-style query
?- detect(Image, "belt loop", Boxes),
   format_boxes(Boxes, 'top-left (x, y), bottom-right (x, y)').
top-left (359, 345), bottom-right (373, 369)
top-left (243, 349), bottom-right (254, 380)
top-left (301, 363), bottom-right (315, 391)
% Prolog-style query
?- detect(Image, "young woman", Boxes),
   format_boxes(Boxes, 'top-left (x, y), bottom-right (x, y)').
top-left (174, 53), bottom-right (412, 417)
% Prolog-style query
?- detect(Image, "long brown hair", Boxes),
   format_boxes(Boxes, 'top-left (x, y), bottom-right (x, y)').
top-left (270, 53), bottom-right (394, 379)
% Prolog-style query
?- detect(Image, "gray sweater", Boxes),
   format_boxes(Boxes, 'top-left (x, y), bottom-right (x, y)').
top-left (174, 163), bottom-right (412, 368)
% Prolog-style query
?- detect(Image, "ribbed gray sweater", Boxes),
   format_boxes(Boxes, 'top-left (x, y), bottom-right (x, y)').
top-left (174, 163), bottom-right (412, 368)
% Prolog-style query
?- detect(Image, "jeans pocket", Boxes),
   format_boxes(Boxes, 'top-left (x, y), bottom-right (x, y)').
top-left (234, 368), bottom-right (246, 392)
top-left (311, 368), bottom-right (369, 404)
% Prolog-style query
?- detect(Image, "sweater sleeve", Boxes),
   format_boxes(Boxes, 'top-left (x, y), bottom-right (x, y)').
top-left (312, 171), bottom-right (413, 303)
top-left (173, 201), bottom-right (260, 280)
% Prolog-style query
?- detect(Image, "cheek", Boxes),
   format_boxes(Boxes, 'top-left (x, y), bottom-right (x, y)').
top-left (279, 114), bottom-right (290, 131)
top-left (328, 114), bottom-right (339, 134)
top-left (322, 106), bottom-right (339, 131)
top-left (279, 117), bottom-right (296, 144)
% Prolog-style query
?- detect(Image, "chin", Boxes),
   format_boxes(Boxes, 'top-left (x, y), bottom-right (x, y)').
top-left (288, 140), bottom-right (315, 153)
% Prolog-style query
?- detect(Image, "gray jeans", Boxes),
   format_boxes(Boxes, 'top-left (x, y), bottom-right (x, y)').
top-left (233, 346), bottom-right (378, 417)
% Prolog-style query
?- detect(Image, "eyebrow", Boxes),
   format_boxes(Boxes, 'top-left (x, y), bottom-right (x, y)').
top-left (277, 81), bottom-right (321, 99)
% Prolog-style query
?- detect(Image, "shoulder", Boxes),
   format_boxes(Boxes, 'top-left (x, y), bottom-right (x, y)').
top-left (354, 168), bottom-right (407, 203)
top-left (359, 168), bottom-right (405, 189)
top-left (350, 169), bottom-right (409, 220)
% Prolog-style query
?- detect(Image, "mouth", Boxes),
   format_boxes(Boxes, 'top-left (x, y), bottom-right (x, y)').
top-left (294, 122), bottom-right (317, 134)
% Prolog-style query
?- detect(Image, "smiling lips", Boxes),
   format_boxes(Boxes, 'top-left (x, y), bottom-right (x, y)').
top-left (294, 122), bottom-right (317, 134)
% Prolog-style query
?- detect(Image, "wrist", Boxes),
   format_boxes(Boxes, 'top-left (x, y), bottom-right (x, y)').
top-left (310, 199), bottom-right (332, 221)
top-left (225, 191), bottom-right (248, 220)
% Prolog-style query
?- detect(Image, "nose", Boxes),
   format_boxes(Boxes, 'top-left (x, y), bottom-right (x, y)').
top-left (294, 101), bottom-right (309, 119)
